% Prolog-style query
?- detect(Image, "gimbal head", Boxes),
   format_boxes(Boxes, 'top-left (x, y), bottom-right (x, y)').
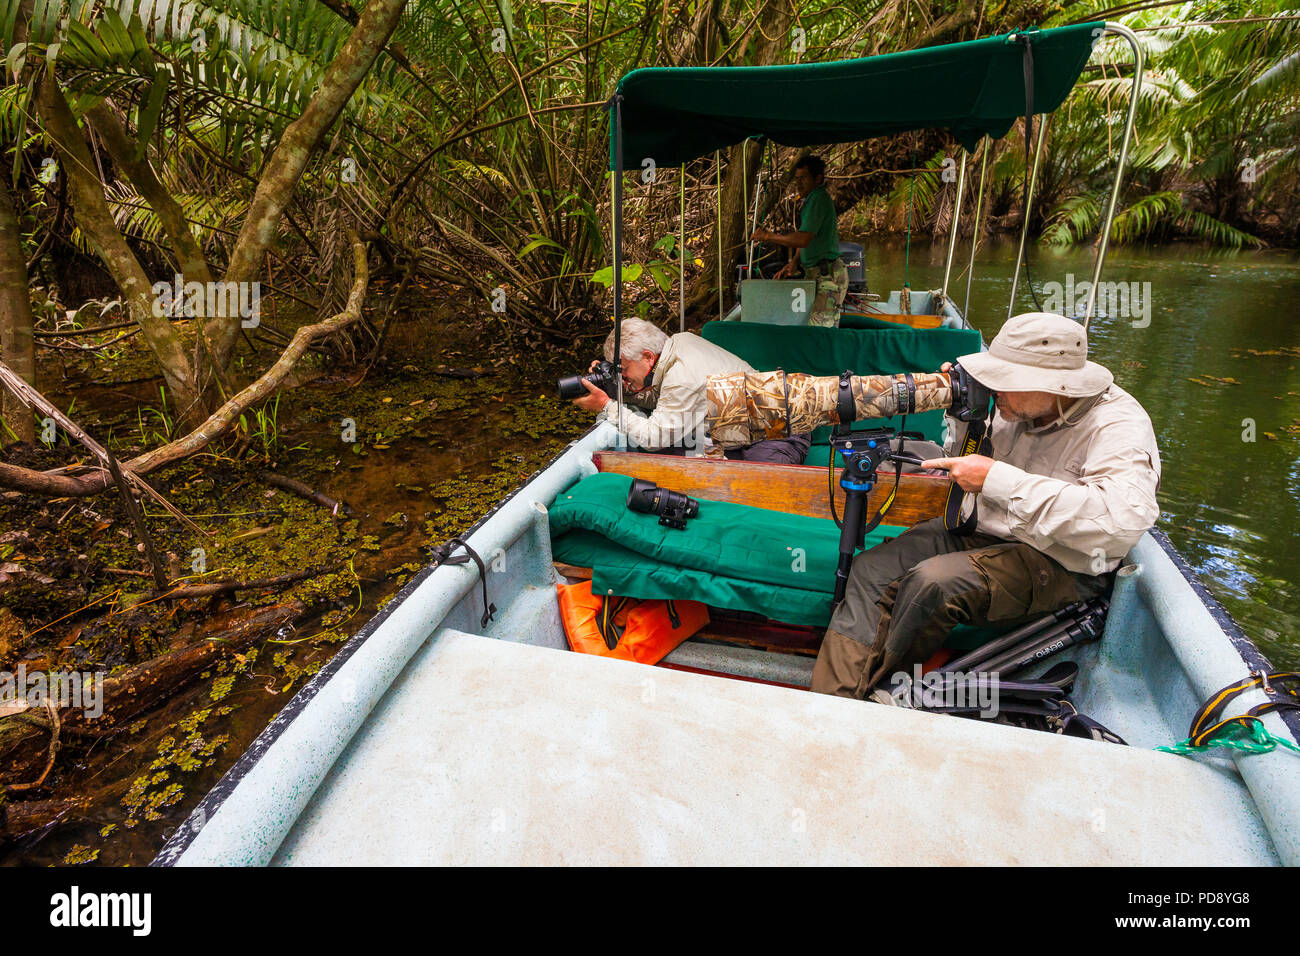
top-left (831, 427), bottom-right (920, 607)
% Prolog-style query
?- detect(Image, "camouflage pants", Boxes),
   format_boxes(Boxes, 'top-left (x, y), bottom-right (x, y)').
top-left (803, 258), bottom-right (848, 328)
top-left (810, 517), bottom-right (1108, 698)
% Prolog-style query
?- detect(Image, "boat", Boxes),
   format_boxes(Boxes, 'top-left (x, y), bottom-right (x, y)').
top-left (154, 23), bottom-right (1300, 867)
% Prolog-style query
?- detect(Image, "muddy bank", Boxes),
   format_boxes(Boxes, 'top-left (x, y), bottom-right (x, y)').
top-left (1, 287), bottom-right (595, 865)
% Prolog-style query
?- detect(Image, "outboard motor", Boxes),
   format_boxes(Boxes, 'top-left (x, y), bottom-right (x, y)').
top-left (839, 241), bottom-right (866, 293)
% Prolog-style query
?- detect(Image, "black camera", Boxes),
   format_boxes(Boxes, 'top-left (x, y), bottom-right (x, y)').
top-left (626, 479), bottom-right (700, 530)
top-left (948, 362), bottom-right (994, 422)
top-left (558, 360), bottom-right (619, 401)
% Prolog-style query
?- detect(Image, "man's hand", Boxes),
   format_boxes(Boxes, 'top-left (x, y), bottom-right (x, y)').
top-left (774, 259), bottom-right (798, 279)
top-left (572, 378), bottom-right (610, 413)
top-left (921, 454), bottom-right (996, 492)
top-left (751, 227), bottom-right (774, 243)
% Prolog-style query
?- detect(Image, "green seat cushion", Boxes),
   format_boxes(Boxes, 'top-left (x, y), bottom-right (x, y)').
top-left (550, 472), bottom-right (897, 627)
top-left (549, 471), bottom-right (1001, 653)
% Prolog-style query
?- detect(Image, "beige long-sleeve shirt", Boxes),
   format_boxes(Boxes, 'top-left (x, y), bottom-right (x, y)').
top-left (943, 383), bottom-right (1161, 575)
top-left (601, 332), bottom-right (754, 452)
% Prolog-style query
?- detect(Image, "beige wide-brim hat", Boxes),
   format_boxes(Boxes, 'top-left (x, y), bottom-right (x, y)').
top-left (957, 312), bottom-right (1113, 398)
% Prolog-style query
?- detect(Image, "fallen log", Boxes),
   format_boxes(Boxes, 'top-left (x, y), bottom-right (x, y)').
top-left (262, 472), bottom-right (350, 516)
top-left (0, 600), bottom-right (305, 786)
top-left (150, 566), bottom-right (332, 600)
top-left (0, 796), bottom-right (89, 847)
top-left (0, 236), bottom-right (369, 499)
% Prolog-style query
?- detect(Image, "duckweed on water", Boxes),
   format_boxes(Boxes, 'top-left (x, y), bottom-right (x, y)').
top-left (63, 845), bottom-right (100, 865)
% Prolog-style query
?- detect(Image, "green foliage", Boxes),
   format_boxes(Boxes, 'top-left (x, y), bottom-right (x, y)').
top-left (1030, 0), bottom-right (1299, 247)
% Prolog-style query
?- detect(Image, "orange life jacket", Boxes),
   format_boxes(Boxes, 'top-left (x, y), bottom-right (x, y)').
top-left (556, 580), bottom-right (709, 665)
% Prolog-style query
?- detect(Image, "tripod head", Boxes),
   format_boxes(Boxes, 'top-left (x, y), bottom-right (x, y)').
top-left (830, 427), bottom-right (927, 607)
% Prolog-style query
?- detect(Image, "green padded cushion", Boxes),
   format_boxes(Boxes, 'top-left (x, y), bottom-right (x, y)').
top-left (549, 471), bottom-right (1003, 653)
top-left (550, 472), bottom-right (900, 627)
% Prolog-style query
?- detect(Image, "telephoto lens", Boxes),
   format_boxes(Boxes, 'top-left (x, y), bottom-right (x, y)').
top-left (626, 479), bottom-right (700, 530)
top-left (705, 364), bottom-right (992, 448)
top-left (558, 361), bottom-right (620, 400)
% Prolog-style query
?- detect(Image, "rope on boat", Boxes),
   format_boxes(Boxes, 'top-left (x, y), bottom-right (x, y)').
top-left (1158, 669), bottom-right (1300, 758)
top-left (1157, 721), bottom-right (1300, 758)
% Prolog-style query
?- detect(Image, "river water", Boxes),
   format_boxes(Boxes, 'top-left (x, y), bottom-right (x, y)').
top-left (856, 238), bottom-right (1300, 669)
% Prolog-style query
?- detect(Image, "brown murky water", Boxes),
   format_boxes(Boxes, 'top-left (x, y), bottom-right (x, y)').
top-left (2, 309), bottom-right (590, 866)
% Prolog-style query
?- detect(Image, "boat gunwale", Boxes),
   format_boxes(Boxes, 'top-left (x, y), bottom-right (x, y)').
top-left (1148, 528), bottom-right (1300, 743)
top-left (150, 421), bottom-right (609, 866)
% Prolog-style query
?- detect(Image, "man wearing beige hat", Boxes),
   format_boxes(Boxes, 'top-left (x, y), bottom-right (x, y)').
top-left (811, 312), bottom-right (1162, 698)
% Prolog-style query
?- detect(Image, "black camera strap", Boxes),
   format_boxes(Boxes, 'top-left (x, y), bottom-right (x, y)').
top-left (943, 418), bottom-right (990, 535)
top-left (597, 595), bottom-right (631, 650)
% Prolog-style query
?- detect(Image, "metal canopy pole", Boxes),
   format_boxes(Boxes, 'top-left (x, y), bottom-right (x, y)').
top-left (1083, 22), bottom-right (1145, 328)
top-left (963, 140), bottom-right (990, 321)
top-left (747, 169), bottom-right (763, 274)
top-left (1006, 114), bottom-right (1048, 320)
top-left (743, 141), bottom-right (754, 277)
top-left (715, 149), bottom-right (723, 321)
top-left (940, 150), bottom-right (968, 303)
top-left (679, 163), bottom-right (686, 331)
top-left (610, 94), bottom-right (625, 445)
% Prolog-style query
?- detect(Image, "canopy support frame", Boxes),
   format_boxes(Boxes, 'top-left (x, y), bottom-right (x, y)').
top-left (609, 94), bottom-right (626, 446)
top-left (1005, 113), bottom-right (1048, 319)
top-left (716, 150), bottom-right (723, 322)
top-left (1084, 23), bottom-right (1145, 327)
top-left (940, 150), bottom-right (968, 306)
top-left (679, 163), bottom-right (686, 332)
top-left (963, 139), bottom-right (990, 321)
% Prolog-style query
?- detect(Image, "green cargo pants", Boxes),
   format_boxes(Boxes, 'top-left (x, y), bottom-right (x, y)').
top-left (803, 258), bottom-right (848, 328)
top-left (810, 517), bottom-right (1109, 698)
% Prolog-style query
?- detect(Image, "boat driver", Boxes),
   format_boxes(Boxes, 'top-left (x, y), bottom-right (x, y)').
top-left (751, 154), bottom-right (847, 328)
top-left (571, 317), bottom-right (811, 463)
top-left (811, 312), bottom-right (1162, 698)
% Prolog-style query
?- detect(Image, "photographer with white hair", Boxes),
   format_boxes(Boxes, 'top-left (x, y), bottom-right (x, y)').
top-left (571, 318), bottom-right (811, 462)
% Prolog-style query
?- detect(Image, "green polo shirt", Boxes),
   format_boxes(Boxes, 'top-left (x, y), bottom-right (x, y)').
top-left (797, 184), bottom-right (840, 267)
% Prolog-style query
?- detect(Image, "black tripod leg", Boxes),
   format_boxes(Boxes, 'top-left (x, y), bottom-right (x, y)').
top-left (832, 488), bottom-right (868, 607)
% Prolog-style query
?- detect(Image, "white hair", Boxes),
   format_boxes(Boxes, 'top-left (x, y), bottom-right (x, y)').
top-left (603, 318), bottom-right (668, 363)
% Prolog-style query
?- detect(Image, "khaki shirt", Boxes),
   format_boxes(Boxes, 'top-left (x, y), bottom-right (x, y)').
top-left (601, 332), bottom-right (754, 452)
top-left (944, 384), bottom-right (1161, 575)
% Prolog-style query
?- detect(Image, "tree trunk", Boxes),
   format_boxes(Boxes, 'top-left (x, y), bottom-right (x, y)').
top-left (85, 99), bottom-right (235, 402)
top-left (214, 0), bottom-right (410, 369)
top-left (0, 236), bottom-right (370, 497)
top-left (35, 76), bottom-right (203, 420)
top-left (0, 176), bottom-right (35, 444)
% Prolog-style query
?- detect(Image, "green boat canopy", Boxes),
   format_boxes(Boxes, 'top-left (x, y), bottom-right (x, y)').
top-left (610, 23), bottom-right (1102, 170)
